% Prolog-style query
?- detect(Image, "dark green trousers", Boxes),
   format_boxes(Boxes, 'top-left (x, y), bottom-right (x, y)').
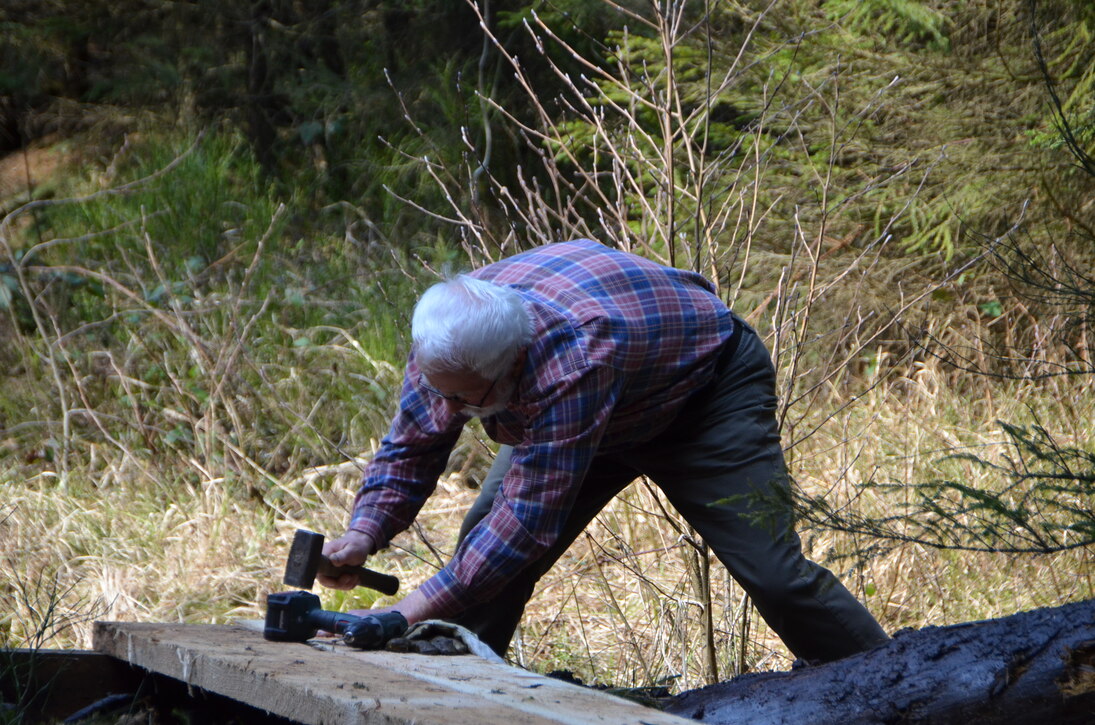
top-left (451, 323), bottom-right (890, 663)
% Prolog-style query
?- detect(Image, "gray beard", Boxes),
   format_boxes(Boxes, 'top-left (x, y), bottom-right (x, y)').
top-left (461, 376), bottom-right (517, 418)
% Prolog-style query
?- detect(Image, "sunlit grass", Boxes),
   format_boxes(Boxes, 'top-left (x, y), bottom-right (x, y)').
top-left (1, 129), bottom-right (1092, 698)
top-left (4, 283), bottom-right (1092, 691)
top-left (512, 358), bottom-right (1094, 688)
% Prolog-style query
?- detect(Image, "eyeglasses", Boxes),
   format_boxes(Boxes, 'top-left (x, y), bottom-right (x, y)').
top-left (419, 373), bottom-right (499, 408)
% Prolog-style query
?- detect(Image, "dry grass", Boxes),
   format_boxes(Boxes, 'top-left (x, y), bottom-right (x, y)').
top-left (3, 172), bottom-right (1090, 704)
top-left (4, 321), bottom-right (1090, 693)
top-left (2, 1), bottom-right (1092, 697)
top-left (510, 346), bottom-right (1095, 689)
top-left (2, 152), bottom-right (1091, 706)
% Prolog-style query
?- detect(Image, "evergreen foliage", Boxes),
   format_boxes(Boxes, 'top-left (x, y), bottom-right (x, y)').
top-left (786, 0), bottom-right (1095, 560)
top-left (794, 421), bottom-right (1095, 557)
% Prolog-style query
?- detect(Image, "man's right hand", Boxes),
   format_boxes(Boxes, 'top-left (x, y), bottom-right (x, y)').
top-left (318, 530), bottom-right (377, 590)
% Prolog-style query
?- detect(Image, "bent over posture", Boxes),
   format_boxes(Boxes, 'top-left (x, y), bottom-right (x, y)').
top-left (322, 239), bottom-right (889, 662)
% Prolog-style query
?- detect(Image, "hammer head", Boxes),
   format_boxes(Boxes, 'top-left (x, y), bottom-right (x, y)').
top-left (281, 528), bottom-right (400, 595)
top-left (283, 529), bottom-right (325, 589)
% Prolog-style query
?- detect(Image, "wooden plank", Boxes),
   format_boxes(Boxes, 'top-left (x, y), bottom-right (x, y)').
top-left (92, 621), bottom-right (695, 725)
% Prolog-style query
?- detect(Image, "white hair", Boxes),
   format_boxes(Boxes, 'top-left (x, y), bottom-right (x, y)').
top-left (412, 275), bottom-right (531, 378)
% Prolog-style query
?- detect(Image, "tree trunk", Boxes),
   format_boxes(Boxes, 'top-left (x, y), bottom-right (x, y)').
top-left (665, 597), bottom-right (1095, 724)
top-left (246, 0), bottom-right (278, 171)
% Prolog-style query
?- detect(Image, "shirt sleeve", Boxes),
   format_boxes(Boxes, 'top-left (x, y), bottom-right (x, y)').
top-left (349, 362), bottom-right (466, 549)
top-left (416, 363), bottom-right (623, 617)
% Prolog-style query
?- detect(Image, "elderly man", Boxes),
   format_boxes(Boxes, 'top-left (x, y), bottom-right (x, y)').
top-left (321, 239), bottom-right (889, 662)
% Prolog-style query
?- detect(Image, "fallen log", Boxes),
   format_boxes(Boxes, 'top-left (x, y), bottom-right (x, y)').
top-left (665, 597), bottom-right (1095, 724)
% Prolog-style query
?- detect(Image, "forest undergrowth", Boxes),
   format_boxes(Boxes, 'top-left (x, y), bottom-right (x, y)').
top-left (2, 0), bottom-right (1093, 696)
top-left (1, 136), bottom-right (1090, 688)
top-left (3, 286), bottom-right (1091, 689)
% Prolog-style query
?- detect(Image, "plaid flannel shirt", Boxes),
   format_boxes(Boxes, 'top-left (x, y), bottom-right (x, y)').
top-left (349, 239), bottom-right (735, 616)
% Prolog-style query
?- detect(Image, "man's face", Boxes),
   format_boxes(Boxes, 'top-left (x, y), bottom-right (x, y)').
top-left (420, 368), bottom-right (515, 418)
top-left (459, 372), bottom-right (518, 418)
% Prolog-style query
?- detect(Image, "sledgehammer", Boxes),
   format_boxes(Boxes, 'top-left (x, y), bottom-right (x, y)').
top-left (282, 529), bottom-right (400, 596)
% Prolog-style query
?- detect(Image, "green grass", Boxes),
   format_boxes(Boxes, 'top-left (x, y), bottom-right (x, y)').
top-left (0, 128), bottom-right (429, 646)
top-left (2, 126), bottom-right (1092, 698)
